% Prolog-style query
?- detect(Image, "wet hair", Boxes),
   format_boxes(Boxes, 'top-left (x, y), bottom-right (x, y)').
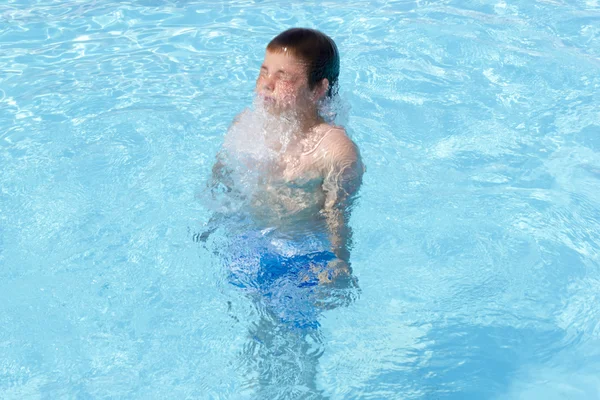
top-left (267, 28), bottom-right (340, 97)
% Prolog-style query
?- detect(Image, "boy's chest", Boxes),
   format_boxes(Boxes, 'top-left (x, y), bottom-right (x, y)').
top-left (277, 150), bottom-right (324, 184)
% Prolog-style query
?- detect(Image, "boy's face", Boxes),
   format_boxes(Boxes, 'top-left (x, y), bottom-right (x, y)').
top-left (255, 49), bottom-right (319, 113)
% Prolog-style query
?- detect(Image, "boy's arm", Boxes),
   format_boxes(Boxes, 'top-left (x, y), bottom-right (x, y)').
top-left (198, 112), bottom-right (245, 242)
top-left (210, 151), bottom-right (233, 192)
top-left (209, 109), bottom-right (248, 192)
top-left (321, 131), bottom-right (364, 263)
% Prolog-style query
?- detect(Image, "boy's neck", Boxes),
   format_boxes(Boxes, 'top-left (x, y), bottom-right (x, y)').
top-left (291, 106), bottom-right (323, 137)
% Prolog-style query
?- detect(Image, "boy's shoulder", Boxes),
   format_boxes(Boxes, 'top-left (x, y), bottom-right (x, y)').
top-left (315, 123), bottom-right (360, 161)
top-left (231, 108), bottom-right (251, 126)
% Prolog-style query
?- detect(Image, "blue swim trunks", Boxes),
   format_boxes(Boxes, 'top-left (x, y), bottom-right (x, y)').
top-left (225, 229), bottom-right (337, 329)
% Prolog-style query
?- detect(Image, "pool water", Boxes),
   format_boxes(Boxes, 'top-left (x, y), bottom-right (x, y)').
top-left (2, 0), bottom-right (600, 399)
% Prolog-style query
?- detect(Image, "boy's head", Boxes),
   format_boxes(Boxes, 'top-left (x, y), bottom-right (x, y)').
top-left (256, 28), bottom-right (339, 114)
top-left (266, 28), bottom-right (340, 98)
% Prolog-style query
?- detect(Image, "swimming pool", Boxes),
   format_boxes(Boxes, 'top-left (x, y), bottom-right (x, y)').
top-left (1, 0), bottom-right (600, 398)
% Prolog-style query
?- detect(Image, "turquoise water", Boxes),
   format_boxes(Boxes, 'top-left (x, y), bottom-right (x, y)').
top-left (2, 0), bottom-right (600, 398)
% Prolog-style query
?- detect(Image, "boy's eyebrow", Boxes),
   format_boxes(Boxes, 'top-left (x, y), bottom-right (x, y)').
top-left (260, 65), bottom-right (288, 75)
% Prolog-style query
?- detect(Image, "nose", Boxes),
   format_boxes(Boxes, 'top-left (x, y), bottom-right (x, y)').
top-left (261, 74), bottom-right (275, 93)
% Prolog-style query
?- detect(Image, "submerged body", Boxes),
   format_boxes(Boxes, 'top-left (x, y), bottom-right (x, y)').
top-left (202, 29), bottom-right (364, 394)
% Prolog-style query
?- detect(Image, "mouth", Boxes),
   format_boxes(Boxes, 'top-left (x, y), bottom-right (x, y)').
top-left (262, 96), bottom-right (276, 106)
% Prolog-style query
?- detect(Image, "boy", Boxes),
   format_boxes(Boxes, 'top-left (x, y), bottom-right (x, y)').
top-left (211, 28), bottom-right (363, 283)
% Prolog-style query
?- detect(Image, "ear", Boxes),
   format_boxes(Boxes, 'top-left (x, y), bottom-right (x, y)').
top-left (312, 78), bottom-right (329, 100)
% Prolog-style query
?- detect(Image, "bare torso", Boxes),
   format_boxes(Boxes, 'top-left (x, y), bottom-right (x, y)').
top-left (211, 110), bottom-right (363, 266)
top-left (244, 123), bottom-right (361, 227)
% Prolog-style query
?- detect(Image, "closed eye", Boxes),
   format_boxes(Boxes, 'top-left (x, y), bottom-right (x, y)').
top-left (277, 71), bottom-right (294, 81)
